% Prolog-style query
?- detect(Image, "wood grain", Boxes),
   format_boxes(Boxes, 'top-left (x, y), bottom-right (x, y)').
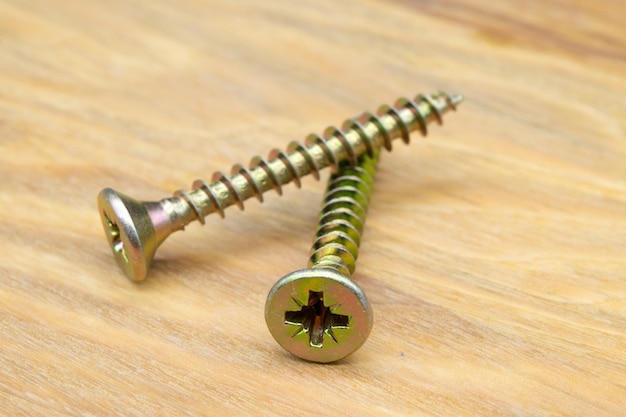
top-left (1, 0), bottom-right (624, 415)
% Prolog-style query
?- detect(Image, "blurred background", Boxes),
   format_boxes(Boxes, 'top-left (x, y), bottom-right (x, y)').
top-left (1, 0), bottom-right (624, 416)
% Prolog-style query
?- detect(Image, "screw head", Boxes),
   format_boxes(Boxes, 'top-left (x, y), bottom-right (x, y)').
top-left (97, 188), bottom-right (158, 282)
top-left (265, 268), bottom-right (373, 363)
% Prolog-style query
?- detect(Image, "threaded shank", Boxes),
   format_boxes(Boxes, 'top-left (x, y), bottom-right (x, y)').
top-left (165, 91), bottom-right (462, 229)
top-left (308, 150), bottom-right (380, 277)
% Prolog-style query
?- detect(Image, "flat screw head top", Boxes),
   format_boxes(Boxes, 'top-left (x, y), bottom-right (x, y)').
top-left (265, 268), bottom-right (373, 363)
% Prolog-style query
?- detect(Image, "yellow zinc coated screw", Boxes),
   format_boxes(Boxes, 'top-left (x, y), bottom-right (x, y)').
top-left (98, 91), bottom-right (463, 281)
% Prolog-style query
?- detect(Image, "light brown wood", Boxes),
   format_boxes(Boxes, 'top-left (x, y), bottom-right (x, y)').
top-left (1, 0), bottom-right (625, 415)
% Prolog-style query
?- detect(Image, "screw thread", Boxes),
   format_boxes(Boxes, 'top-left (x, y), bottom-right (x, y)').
top-left (158, 91), bottom-right (462, 232)
top-left (308, 150), bottom-right (380, 277)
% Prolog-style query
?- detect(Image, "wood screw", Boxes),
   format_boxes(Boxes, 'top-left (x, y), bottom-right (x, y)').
top-left (98, 91), bottom-right (463, 281)
top-left (265, 150), bottom-right (380, 363)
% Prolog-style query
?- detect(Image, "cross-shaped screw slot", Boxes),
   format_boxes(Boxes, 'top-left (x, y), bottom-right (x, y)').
top-left (103, 212), bottom-right (128, 263)
top-left (284, 290), bottom-right (350, 348)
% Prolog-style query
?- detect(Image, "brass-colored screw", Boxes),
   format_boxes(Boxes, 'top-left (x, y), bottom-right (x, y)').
top-left (265, 150), bottom-right (380, 363)
top-left (98, 91), bottom-right (463, 281)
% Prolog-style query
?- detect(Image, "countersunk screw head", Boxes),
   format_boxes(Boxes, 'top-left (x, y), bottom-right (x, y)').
top-left (265, 268), bottom-right (373, 363)
top-left (97, 188), bottom-right (158, 282)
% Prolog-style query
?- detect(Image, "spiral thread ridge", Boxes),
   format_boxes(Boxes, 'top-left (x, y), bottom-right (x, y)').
top-left (171, 91), bottom-right (462, 228)
top-left (307, 150), bottom-right (380, 277)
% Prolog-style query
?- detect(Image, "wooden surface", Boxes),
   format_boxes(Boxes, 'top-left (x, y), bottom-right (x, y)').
top-left (1, 0), bottom-right (625, 415)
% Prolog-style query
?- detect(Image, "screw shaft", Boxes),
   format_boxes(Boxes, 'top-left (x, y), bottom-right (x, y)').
top-left (308, 150), bottom-right (379, 277)
top-left (161, 91), bottom-right (461, 232)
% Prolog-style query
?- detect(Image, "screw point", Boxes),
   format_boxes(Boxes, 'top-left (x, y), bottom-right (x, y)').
top-left (450, 93), bottom-right (464, 108)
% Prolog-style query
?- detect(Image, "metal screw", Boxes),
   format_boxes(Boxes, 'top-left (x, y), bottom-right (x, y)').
top-left (265, 150), bottom-right (380, 363)
top-left (98, 91), bottom-right (463, 281)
